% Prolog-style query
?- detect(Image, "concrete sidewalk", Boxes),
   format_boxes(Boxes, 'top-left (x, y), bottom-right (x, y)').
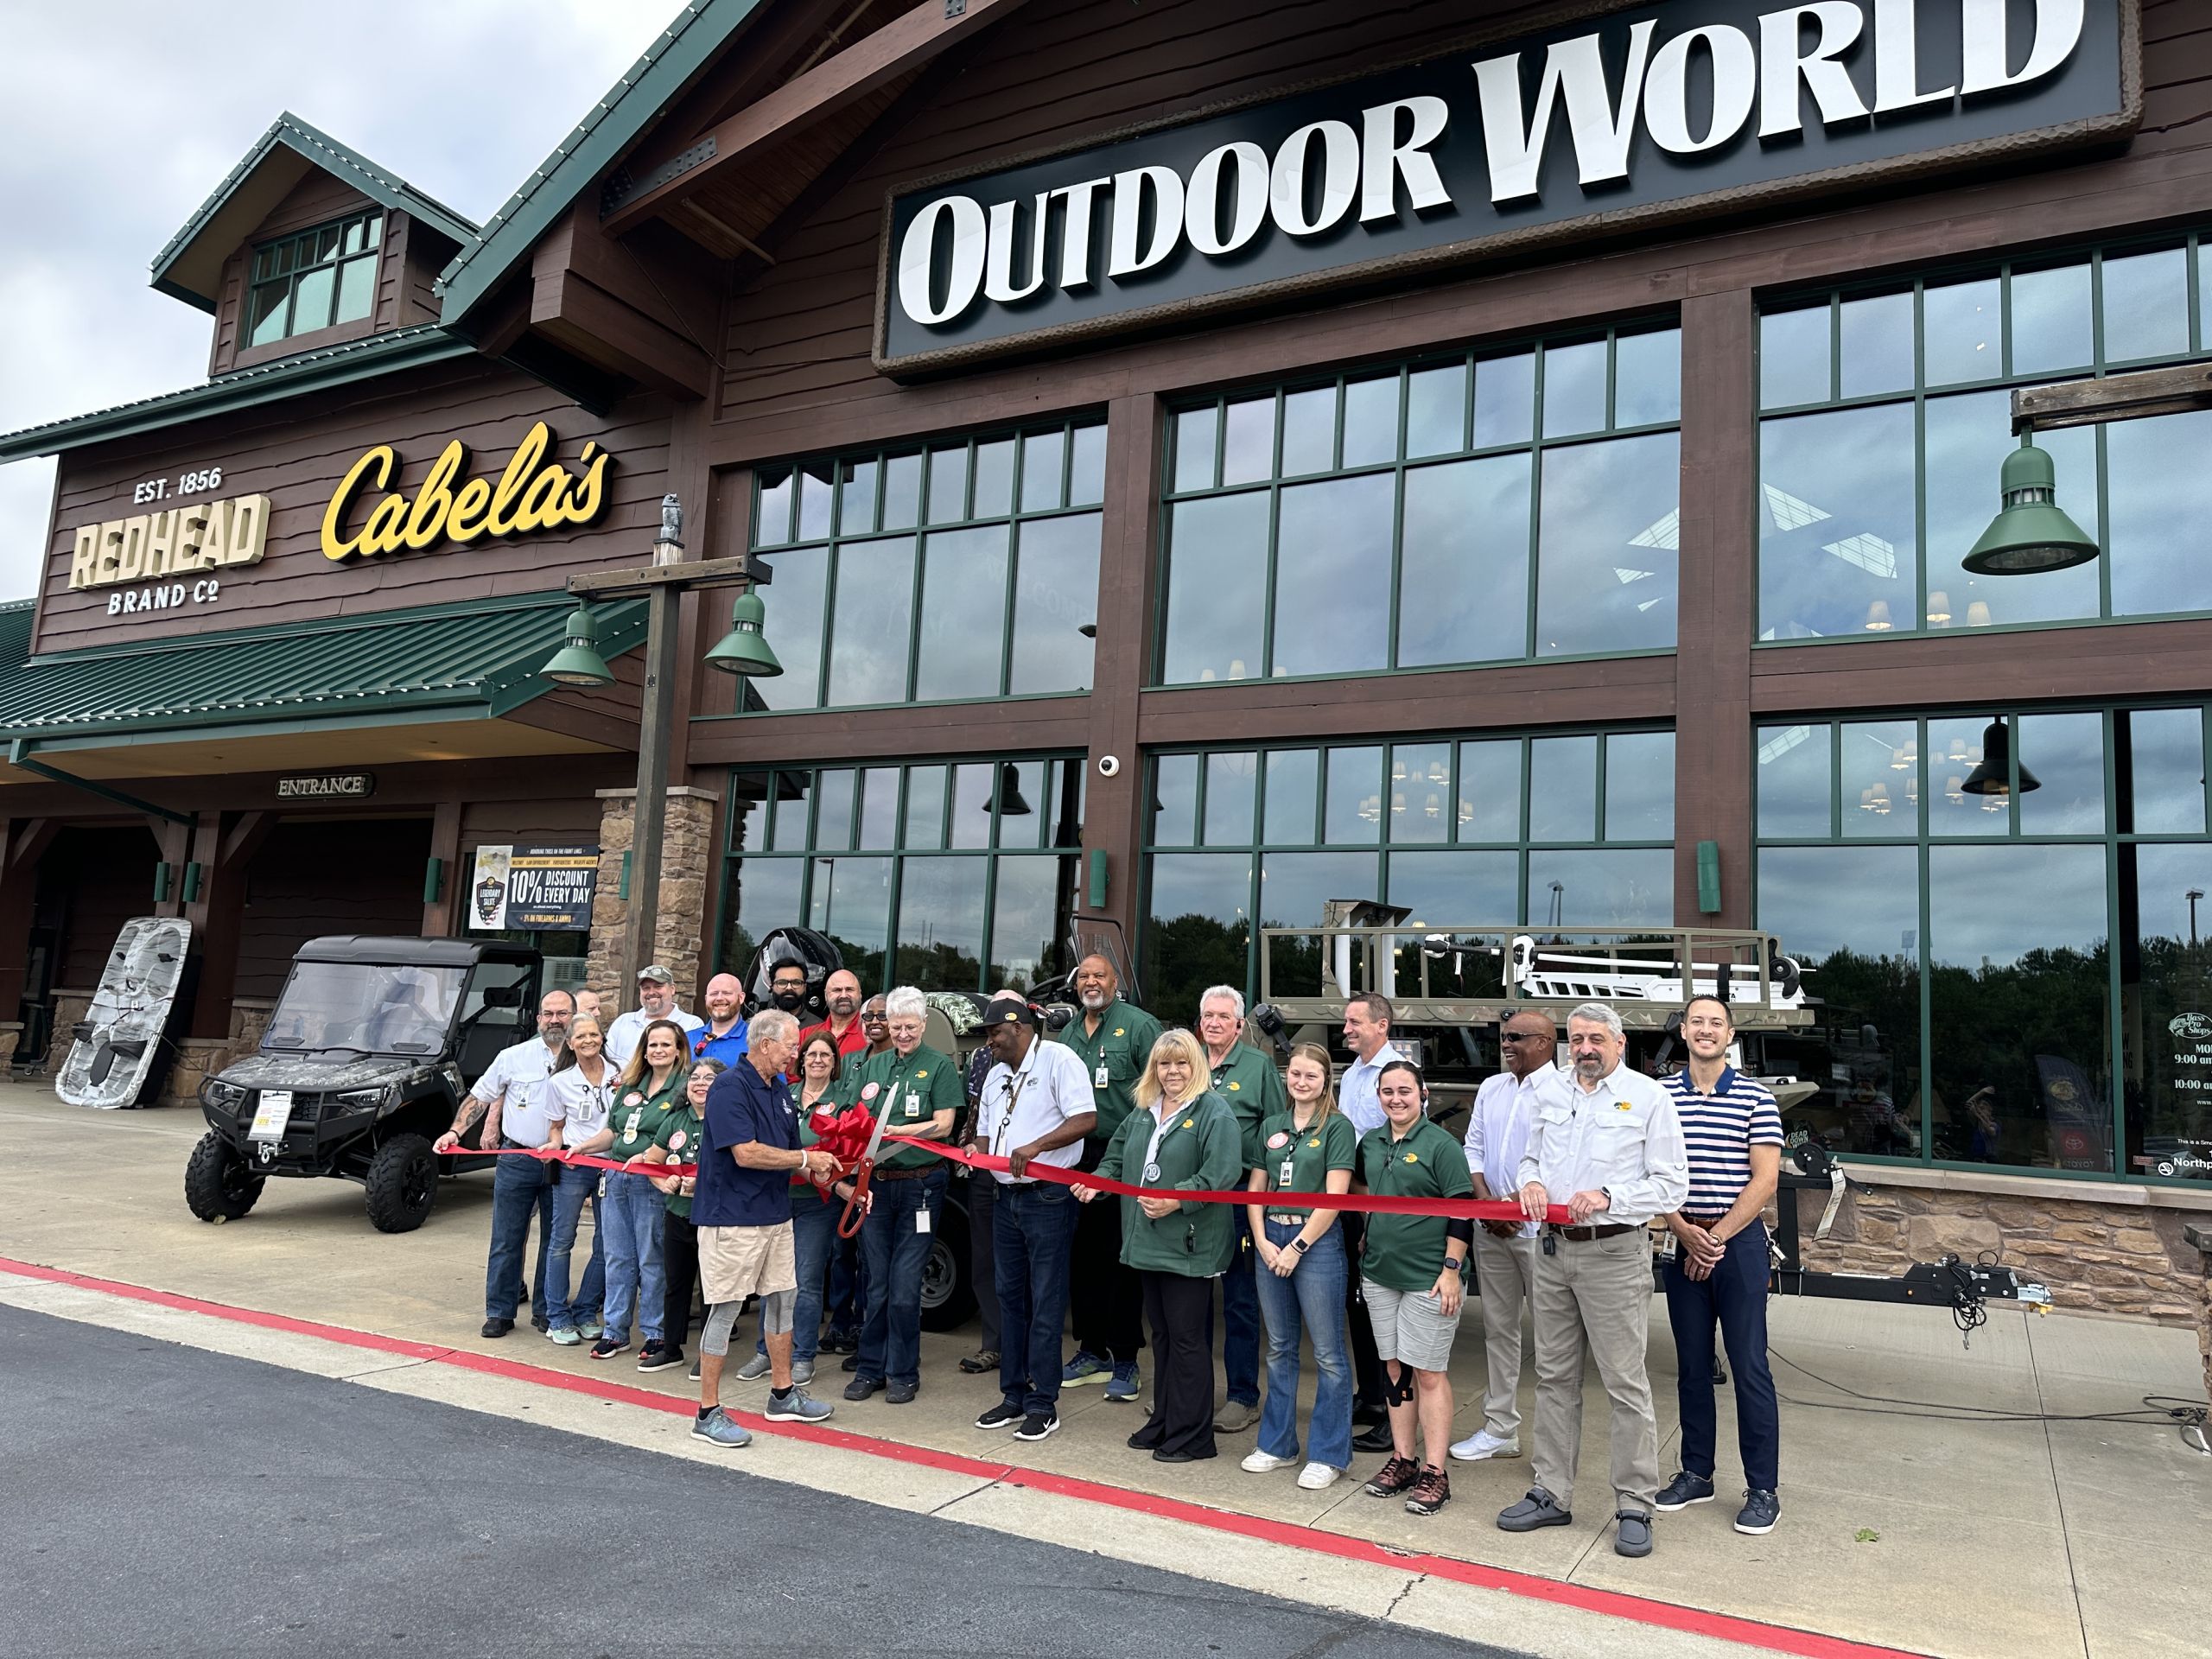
top-left (6, 1078), bottom-right (2206, 1659)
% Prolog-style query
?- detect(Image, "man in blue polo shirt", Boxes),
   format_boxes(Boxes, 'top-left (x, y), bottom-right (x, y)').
top-left (1657, 994), bottom-right (1783, 1537)
top-left (690, 1008), bottom-right (838, 1447)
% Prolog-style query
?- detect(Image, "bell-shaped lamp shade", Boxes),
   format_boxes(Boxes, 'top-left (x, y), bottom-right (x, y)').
top-left (988, 762), bottom-right (1034, 817)
top-left (542, 604), bottom-right (616, 687)
top-left (1963, 442), bottom-right (2100, 575)
top-left (1959, 716), bottom-right (2043, 797)
top-left (704, 588), bottom-right (783, 677)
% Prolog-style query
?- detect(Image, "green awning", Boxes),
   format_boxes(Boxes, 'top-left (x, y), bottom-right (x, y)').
top-left (0, 591), bottom-right (645, 753)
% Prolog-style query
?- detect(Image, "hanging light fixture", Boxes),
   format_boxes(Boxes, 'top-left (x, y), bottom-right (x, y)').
top-left (1926, 591), bottom-right (1953, 626)
top-left (541, 603), bottom-right (616, 687)
top-left (1945, 773), bottom-right (1967, 805)
top-left (703, 588), bottom-right (784, 677)
top-left (1864, 600), bottom-right (1894, 631)
top-left (1867, 783), bottom-right (1893, 815)
top-left (987, 763), bottom-right (1033, 817)
top-left (1960, 716), bottom-right (2042, 797)
top-left (1966, 600), bottom-right (1993, 627)
top-left (1964, 440), bottom-right (2100, 575)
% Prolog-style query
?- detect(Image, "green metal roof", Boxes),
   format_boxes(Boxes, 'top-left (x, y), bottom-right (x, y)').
top-left (435, 0), bottom-right (765, 327)
top-left (154, 112), bottom-right (480, 312)
top-left (0, 591), bottom-right (643, 753)
top-left (0, 326), bottom-right (475, 463)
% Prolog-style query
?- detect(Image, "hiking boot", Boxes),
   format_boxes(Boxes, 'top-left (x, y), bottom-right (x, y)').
top-left (1404, 1465), bottom-right (1452, 1516)
top-left (1363, 1456), bottom-right (1421, 1497)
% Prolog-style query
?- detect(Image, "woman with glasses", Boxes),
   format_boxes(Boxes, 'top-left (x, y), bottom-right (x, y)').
top-left (1074, 1028), bottom-right (1243, 1463)
top-left (1239, 1041), bottom-right (1357, 1489)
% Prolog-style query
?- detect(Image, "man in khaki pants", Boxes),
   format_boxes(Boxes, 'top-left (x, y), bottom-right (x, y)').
top-left (1498, 1002), bottom-right (1688, 1559)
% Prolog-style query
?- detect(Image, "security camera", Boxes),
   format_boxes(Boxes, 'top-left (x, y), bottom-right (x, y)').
top-left (1096, 754), bottom-right (1122, 777)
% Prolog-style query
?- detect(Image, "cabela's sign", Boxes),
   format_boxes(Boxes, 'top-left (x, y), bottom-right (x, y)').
top-left (878, 0), bottom-right (2136, 370)
top-left (320, 421), bottom-right (613, 562)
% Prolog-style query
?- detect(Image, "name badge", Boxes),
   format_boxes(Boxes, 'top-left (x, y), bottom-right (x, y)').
top-left (1095, 1063), bottom-right (1110, 1089)
top-left (1277, 1156), bottom-right (1295, 1188)
top-left (1142, 1160), bottom-right (1162, 1182)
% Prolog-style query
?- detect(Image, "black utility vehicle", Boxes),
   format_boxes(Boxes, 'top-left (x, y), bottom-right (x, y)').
top-left (185, 937), bottom-right (540, 1232)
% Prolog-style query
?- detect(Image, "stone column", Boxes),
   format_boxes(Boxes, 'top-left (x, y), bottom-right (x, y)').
top-left (588, 785), bottom-right (720, 1004)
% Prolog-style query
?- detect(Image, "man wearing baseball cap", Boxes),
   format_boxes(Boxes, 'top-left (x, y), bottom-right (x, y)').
top-left (607, 963), bottom-right (705, 1071)
top-left (970, 994), bottom-right (1096, 1442)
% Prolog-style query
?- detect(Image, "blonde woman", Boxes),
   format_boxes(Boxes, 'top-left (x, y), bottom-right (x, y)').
top-left (540, 1014), bottom-right (617, 1346)
top-left (1239, 1041), bottom-right (1357, 1488)
top-left (1073, 1028), bottom-right (1243, 1463)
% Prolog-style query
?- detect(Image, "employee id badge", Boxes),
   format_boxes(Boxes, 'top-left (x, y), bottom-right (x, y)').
top-left (915, 1209), bottom-right (931, 1235)
top-left (1094, 1062), bottom-right (1110, 1089)
top-left (1277, 1156), bottom-right (1296, 1188)
top-left (1656, 1229), bottom-right (1679, 1262)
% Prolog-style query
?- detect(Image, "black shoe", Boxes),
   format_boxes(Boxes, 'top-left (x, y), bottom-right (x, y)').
top-left (976, 1401), bottom-right (1024, 1431)
top-left (1351, 1402), bottom-right (1389, 1428)
top-left (1127, 1430), bottom-right (1162, 1451)
top-left (480, 1318), bottom-right (513, 1339)
top-left (637, 1343), bottom-right (683, 1374)
top-left (841, 1353), bottom-right (861, 1372)
top-left (531, 1313), bottom-right (550, 1334)
top-left (1351, 1421), bottom-right (1396, 1453)
top-left (822, 1330), bottom-right (859, 1354)
top-left (1152, 1448), bottom-right (1198, 1464)
top-left (1735, 1489), bottom-right (1781, 1535)
top-left (844, 1376), bottom-right (885, 1402)
top-left (1655, 1471), bottom-right (1716, 1511)
top-left (1014, 1411), bottom-right (1060, 1442)
top-left (886, 1381), bottom-right (918, 1405)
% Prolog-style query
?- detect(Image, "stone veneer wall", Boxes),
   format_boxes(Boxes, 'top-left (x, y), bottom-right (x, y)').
top-left (157, 999), bottom-right (277, 1107)
top-left (585, 787), bottom-right (718, 1001)
top-left (1798, 1176), bottom-right (2204, 1326)
top-left (42, 990), bottom-right (93, 1076)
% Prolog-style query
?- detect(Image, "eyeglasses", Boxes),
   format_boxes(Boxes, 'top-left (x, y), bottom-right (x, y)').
top-left (1498, 1031), bottom-right (1547, 1045)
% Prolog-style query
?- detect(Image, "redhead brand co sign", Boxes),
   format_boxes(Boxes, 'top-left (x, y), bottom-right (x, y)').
top-left (876, 0), bottom-right (2137, 371)
top-left (321, 421), bottom-right (613, 562)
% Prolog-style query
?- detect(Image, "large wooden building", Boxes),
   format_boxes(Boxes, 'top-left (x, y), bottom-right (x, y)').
top-left (3, 0), bottom-right (2209, 1317)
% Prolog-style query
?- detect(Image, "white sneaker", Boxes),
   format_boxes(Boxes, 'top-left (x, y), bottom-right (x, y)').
top-left (1296, 1462), bottom-right (1342, 1490)
top-left (1241, 1448), bottom-right (1296, 1473)
top-left (1448, 1429), bottom-right (1522, 1462)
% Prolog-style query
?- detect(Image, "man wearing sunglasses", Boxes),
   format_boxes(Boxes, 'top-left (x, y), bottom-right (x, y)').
top-left (1450, 1011), bottom-right (1566, 1465)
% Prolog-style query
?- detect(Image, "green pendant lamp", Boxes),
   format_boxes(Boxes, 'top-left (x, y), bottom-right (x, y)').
top-left (1962, 441), bottom-right (2100, 575)
top-left (704, 588), bottom-right (783, 677)
top-left (541, 603), bottom-right (615, 687)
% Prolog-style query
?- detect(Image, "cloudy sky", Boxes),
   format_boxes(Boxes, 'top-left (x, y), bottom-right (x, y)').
top-left (0, 2), bottom-right (683, 602)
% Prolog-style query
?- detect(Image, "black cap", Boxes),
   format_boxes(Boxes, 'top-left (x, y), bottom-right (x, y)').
top-left (982, 994), bottom-right (1039, 1029)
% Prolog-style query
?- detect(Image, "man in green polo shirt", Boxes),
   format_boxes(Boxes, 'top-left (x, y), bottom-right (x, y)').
top-left (1198, 983), bottom-right (1286, 1433)
top-left (1053, 953), bottom-right (1162, 1401)
top-left (842, 986), bottom-right (962, 1405)
top-left (1356, 1059), bottom-right (1475, 1519)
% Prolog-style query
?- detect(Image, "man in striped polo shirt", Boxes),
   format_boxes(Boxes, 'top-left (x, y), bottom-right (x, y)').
top-left (1657, 994), bottom-right (1783, 1537)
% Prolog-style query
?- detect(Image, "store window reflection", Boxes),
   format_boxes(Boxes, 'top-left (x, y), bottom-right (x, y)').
top-left (2120, 842), bottom-right (2212, 1180)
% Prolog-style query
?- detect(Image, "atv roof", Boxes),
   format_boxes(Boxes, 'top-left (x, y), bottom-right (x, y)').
top-left (291, 936), bottom-right (539, 969)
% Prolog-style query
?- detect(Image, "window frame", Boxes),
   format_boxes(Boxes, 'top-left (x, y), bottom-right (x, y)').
top-left (244, 210), bottom-right (385, 350)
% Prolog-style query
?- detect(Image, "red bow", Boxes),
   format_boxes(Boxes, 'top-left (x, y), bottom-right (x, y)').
top-left (805, 1104), bottom-right (876, 1195)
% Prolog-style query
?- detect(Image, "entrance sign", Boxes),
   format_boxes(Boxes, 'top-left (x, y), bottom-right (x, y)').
top-left (276, 773), bottom-right (376, 801)
top-left (321, 421), bottom-right (613, 563)
top-left (469, 842), bottom-right (599, 931)
top-left (877, 0), bottom-right (2137, 370)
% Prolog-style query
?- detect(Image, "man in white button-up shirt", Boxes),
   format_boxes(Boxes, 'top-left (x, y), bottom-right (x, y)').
top-left (1499, 1001), bottom-right (1688, 1561)
top-left (1450, 1010), bottom-right (1570, 1465)
top-left (1337, 992), bottom-right (1411, 1451)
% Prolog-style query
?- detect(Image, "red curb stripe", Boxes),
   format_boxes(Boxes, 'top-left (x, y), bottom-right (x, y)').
top-left (0, 1253), bottom-right (1925, 1659)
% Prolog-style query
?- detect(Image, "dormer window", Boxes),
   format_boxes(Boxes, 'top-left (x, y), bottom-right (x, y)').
top-left (246, 211), bottom-right (382, 348)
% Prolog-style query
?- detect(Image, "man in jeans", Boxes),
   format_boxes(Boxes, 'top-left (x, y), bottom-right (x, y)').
top-left (970, 995), bottom-right (1095, 1441)
top-left (843, 986), bottom-right (962, 1405)
top-left (436, 988), bottom-right (572, 1339)
top-left (1452, 1010), bottom-right (1567, 1465)
top-left (1657, 995), bottom-right (1784, 1537)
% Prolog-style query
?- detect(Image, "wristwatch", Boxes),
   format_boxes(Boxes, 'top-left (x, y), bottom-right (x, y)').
top-left (1290, 1236), bottom-right (1310, 1255)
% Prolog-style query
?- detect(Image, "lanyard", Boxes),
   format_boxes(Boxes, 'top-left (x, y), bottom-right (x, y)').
top-left (988, 1066), bottom-right (1034, 1157)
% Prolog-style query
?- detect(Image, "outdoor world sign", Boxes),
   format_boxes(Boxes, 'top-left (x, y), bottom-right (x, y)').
top-left (320, 421), bottom-right (613, 563)
top-left (876, 0), bottom-right (2138, 371)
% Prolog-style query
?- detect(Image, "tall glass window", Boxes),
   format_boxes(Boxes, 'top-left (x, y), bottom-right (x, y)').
top-left (1758, 234), bottom-right (2212, 642)
top-left (721, 757), bottom-right (1085, 994)
top-left (747, 418), bottom-right (1106, 712)
top-left (1143, 730), bottom-right (1674, 1020)
top-left (1158, 324), bottom-right (1681, 685)
top-left (1756, 705), bottom-right (2212, 1185)
top-left (246, 212), bottom-right (382, 347)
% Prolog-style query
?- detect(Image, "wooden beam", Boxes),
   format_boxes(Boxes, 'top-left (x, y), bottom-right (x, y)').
top-left (601, 0), bottom-right (1031, 236)
top-left (530, 270), bottom-right (712, 400)
top-left (2014, 361), bottom-right (2212, 432)
top-left (566, 553), bottom-right (771, 595)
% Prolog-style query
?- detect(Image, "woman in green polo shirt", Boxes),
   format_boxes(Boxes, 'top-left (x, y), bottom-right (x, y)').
top-left (1075, 1027), bottom-right (1243, 1464)
top-left (640, 1058), bottom-right (719, 1376)
top-left (1239, 1041), bottom-right (1357, 1488)
top-left (588, 1019), bottom-right (689, 1364)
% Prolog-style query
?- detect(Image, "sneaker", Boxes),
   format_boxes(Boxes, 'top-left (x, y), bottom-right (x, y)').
top-left (1213, 1399), bottom-right (1260, 1433)
top-left (1296, 1462), bottom-right (1342, 1491)
top-left (1363, 1456), bottom-right (1421, 1497)
top-left (688, 1357), bottom-right (702, 1382)
top-left (791, 1359), bottom-right (816, 1387)
top-left (764, 1387), bottom-right (833, 1424)
top-left (1241, 1448), bottom-right (1296, 1473)
top-left (1497, 1488), bottom-right (1573, 1531)
top-left (1615, 1510), bottom-right (1654, 1557)
top-left (957, 1350), bottom-right (1001, 1375)
top-left (843, 1375), bottom-right (885, 1402)
top-left (1014, 1411), bottom-right (1060, 1442)
top-left (1448, 1428), bottom-right (1521, 1462)
top-left (820, 1329), bottom-right (858, 1355)
top-left (976, 1401), bottom-right (1025, 1431)
top-left (691, 1406), bottom-right (751, 1448)
top-left (1404, 1465), bottom-right (1452, 1516)
top-left (637, 1342), bottom-right (683, 1373)
top-left (736, 1352), bottom-right (773, 1382)
top-left (588, 1338), bottom-right (628, 1361)
top-left (1655, 1471), bottom-right (1717, 1511)
top-left (841, 1353), bottom-right (861, 1372)
top-left (547, 1326), bottom-right (582, 1346)
top-left (1062, 1351), bottom-right (1112, 1387)
top-left (578, 1323), bottom-right (603, 1340)
top-left (480, 1318), bottom-right (513, 1339)
top-left (885, 1381), bottom-right (918, 1405)
top-left (1103, 1362), bottom-right (1141, 1402)
top-left (530, 1313), bottom-right (550, 1334)
top-left (1735, 1489), bottom-right (1781, 1535)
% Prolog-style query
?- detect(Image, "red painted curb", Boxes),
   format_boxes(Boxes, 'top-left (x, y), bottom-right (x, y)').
top-left (0, 1253), bottom-right (1927, 1659)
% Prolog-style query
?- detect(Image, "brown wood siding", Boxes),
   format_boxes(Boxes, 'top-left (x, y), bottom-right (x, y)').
top-left (232, 817), bottom-right (432, 999)
top-left (372, 211), bottom-right (414, 334)
top-left (459, 796), bottom-right (602, 846)
top-left (208, 172), bottom-right (378, 378)
top-left (34, 360), bottom-right (674, 654)
top-left (41, 827), bottom-right (162, 988)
